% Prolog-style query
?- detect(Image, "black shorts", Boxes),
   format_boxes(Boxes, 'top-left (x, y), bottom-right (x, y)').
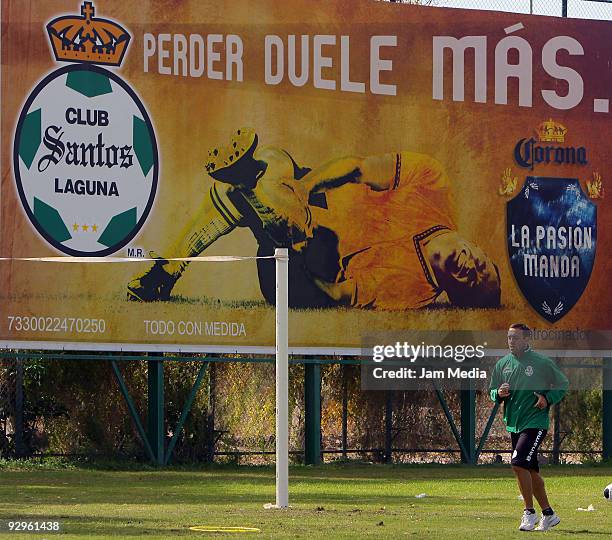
top-left (510, 429), bottom-right (547, 471)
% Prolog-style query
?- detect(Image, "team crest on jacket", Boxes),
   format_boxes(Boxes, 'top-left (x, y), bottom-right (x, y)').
top-left (525, 366), bottom-right (534, 376)
top-left (13, 2), bottom-right (158, 256)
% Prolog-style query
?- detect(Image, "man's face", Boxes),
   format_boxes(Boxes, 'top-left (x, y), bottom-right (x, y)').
top-left (508, 327), bottom-right (529, 355)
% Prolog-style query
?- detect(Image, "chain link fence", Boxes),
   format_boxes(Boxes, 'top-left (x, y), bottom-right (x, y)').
top-left (0, 358), bottom-right (20, 458)
top-left (0, 360), bottom-right (14, 456)
top-left (385, 0), bottom-right (612, 20)
top-left (0, 356), bottom-right (605, 464)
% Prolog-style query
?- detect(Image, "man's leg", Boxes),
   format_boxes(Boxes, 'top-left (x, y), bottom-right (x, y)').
top-left (512, 465), bottom-right (534, 510)
top-left (512, 465), bottom-right (539, 531)
top-left (128, 185), bottom-right (240, 301)
top-left (530, 470), bottom-right (551, 511)
top-left (531, 469), bottom-right (561, 531)
top-left (510, 431), bottom-right (541, 531)
top-left (255, 237), bottom-right (340, 308)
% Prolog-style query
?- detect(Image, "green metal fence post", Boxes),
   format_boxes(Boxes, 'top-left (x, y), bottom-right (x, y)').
top-left (475, 402), bottom-right (500, 462)
top-left (552, 403), bottom-right (561, 465)
top-left (111, 360), bottom-right (156, 463)
top-left (433, 382), bottom-right (470, 462)
top-left (147, 358), bottom-right (164, 465)
top-left (603, 357), bottom-right (612, 461)
top-left (15, 358), bottom-right (24, 458)
top-left (341, 364), bottom-right (348, 459)
top-left (460, 379), bottom-right (476, 464)
top-left (165, 362), bottom-right (208, 465)
top-left (384, 391), bottom-right (393, 463)
top-left (304, 362), bottom-right (321, 465)
top-left (205, 362), bottom-right (216, 463)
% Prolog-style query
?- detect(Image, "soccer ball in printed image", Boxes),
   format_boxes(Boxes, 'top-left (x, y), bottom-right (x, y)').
top-left (604, 483), bottom-right (612, 502)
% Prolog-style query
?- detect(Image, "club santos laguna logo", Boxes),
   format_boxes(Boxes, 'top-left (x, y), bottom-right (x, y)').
top-left (13, 2), bottom-right (158, 256)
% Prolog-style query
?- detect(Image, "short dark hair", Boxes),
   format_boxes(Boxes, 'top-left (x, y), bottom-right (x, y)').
top-left (509, 323), bottom-right (531, 337)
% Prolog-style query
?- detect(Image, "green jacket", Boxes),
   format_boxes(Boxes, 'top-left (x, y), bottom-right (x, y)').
top-left (489, 348), bottom-right (569, 433)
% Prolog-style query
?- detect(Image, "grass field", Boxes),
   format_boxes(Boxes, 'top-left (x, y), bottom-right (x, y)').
top-left (0, 461), bottom-right (610, 539)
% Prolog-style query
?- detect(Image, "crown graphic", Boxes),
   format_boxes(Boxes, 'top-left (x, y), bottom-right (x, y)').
top-left (46, 2), bottom-right (130, 66)
top-left (537, 118), bottom-right (568, 143)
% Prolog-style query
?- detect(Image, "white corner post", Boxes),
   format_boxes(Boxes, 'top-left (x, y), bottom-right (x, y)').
top-left (275, 247), bottom-right (289, 508)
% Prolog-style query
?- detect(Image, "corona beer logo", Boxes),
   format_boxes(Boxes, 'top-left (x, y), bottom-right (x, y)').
top-left (537, 119), bottom-right (567, 144)
top-left (13, 2), bottom-right (158, 256)
top-left (514, 120), bottom-right (587, 171)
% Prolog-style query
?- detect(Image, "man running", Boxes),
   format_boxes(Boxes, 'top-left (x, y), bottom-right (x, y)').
top-left (490, 323), bottom-right (569, 532)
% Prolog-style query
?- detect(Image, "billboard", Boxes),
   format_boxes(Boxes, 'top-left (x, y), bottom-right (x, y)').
top-left (0, 0), bottom-right (610, 353)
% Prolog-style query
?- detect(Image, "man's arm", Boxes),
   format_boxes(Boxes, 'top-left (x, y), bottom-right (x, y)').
top-left (312, 277), bottom-right (356, 305)
top-left (543, 358), bottom-right (569, 406)
top-left (302, 153), bottom-right (398, 194)
top-left (489, 362), bottom-right (504, 403)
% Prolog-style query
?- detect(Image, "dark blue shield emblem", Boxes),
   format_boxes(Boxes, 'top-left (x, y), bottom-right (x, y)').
top-left (507, 177), bottom-right (597, 323)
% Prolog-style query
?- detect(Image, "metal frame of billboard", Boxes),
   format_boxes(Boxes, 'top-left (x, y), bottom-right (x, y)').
top-left (1, 340), bottom-right (610, 358)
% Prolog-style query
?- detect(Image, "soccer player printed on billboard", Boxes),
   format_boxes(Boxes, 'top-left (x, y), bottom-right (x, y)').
top-left (490, 323), bottom-right (569, 532)
top-left (127, 128), bottom-right (500, 309)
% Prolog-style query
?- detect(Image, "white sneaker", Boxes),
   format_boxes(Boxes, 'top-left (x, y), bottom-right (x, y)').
top-left (519, 510), bottom-right (538, 531)
top-left (535, 513), bottom-right (560, 531)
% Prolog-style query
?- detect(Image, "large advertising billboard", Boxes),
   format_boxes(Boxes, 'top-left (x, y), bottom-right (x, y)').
top-left (1, 0), bottom-right (610, 353)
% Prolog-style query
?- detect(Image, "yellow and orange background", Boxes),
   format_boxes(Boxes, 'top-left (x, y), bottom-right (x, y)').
top-left (1, 0), bottom-right (610, 352)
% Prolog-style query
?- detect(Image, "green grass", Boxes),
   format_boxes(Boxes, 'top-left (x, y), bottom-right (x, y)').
top-left (0, 462), bottom-right (610, 539)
